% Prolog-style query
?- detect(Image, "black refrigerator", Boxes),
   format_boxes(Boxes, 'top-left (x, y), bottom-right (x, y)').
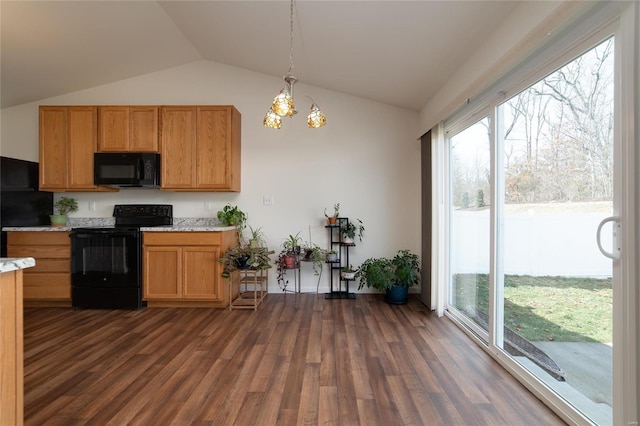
top-left (1, 156), bottom-right (53, 256)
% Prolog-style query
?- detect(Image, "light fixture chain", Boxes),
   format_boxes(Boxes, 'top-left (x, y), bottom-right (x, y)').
top-left (288, 0), bottom-right (294, 75)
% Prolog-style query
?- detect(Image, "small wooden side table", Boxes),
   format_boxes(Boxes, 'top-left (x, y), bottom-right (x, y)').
top-left (229, 268), bottom-right (268, 310)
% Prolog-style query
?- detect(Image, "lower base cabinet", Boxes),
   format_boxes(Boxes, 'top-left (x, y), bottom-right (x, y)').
top-left (143, 231), bottom-right (237, 308)
top-left (0, 269), bottom-right (24, 426)
top-left (7, 232), bottom-right (71, 307)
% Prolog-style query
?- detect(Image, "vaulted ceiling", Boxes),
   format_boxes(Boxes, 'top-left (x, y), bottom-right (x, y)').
top-left (1, 1), bottom-right (522, 111)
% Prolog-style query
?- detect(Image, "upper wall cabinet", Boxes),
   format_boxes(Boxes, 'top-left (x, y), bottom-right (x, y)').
top-left (39, 106), bottom-right (114, 192)
top-left (160, 106), bottom-right (241, 192)
top-left (98, 106), bottom-right (159, 152)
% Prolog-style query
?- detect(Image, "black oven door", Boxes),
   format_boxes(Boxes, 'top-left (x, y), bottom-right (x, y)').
top-left (70, 228), bottom-right (143, 309)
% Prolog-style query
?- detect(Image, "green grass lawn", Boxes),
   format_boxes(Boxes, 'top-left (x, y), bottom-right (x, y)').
top-left (453, 274), bottom-right (612, 343)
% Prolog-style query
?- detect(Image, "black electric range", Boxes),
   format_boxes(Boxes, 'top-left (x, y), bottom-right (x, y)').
top-left (70, 204), bottom-right (172, 309)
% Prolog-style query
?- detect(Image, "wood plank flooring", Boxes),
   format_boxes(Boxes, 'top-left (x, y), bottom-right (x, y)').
top-left (23, 294), bottom-right (564, 425)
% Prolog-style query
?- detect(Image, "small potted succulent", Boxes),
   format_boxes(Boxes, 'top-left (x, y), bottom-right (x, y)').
top-left (50, 196), bottom-right (78, 227)
top-left (324, 203), bottom-right (340, 225)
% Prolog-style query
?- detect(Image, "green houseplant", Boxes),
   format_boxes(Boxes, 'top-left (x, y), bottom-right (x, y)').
top-left (217, 204), bottom-right (247, 243)
top-left (356, 249), bottom-right (420, 304)
top-left (218, 245), bottom-right (273, 278)
top-left (50, 196), bottom-right (78, 227)
top-left (341, 218), bottom-right (365, 244)
top-left (275, 232), bottom-right (303, 291)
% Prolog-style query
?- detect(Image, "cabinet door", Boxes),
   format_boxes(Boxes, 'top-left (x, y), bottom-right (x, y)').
top-left (196, 107), bottom-right (229, 189)
top-left (143, 246), bottom-right (182, 299)
top-left (182, 246), bottom-right (221, 300)
top-left (99, 106), bottom-right (159, 152)
top-left (98, 106), bottom-right (128, 151)
top-left (130, 107), bottom-right (159, 152)
top-left (196, 106), bottom-right (241, 191)
top-left (39, 106), bottom-right (69, 189)
top-left (160, 107), bottom-right (197, 189)
top-left (68, 107), bottom-right (99, 189)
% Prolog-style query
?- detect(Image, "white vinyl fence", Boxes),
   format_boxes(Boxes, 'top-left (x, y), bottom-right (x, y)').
top-left (452, 210), bottom-right (613, 278)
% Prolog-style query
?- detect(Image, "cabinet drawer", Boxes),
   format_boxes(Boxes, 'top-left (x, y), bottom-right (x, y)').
top-left (8, 246), bottom-right (71, 259)
top-left (8, 232), bottom-right (70, 246)
top-left (23, 273), bottom-right (71, 300)
top-left (143, 232), bottom-right (222, 246)
top-left (26, 258), bottom-right (70, 274)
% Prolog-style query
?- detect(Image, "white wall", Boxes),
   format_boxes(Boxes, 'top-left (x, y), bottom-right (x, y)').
top-left (0, 60), bottom-right (421, 293)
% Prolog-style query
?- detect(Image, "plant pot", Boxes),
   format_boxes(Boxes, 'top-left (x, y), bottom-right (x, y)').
top-left (326, 253), bottom-right (338, 262)
top-left (283, 255), bottom-right (296, 269)
top-left (385, 285), bottom-right (408, 305)
top-left (328, 217), bottom-right (337, 225)
top-left (341, 270), bottom-right (356, 280)
top-left (235, 255), bottom-right (251, 270)
top-left (342, 236), bottom-right (355, 245)
top-left (49, 214), bottom-right (67, 227)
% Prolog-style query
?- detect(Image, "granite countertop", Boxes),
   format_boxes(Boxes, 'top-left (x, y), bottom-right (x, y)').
top-left (2, 218), bottom-right (237, 233)
top-left (0, 257), bottom-right (36, 273)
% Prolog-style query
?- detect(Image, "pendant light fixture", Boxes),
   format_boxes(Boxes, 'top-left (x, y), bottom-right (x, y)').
top-left (263, 0), bottom-right (326, 129)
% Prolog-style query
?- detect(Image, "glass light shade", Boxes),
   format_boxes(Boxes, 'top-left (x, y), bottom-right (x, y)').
top-left (263, 108), bottom-right (282, 129)
top-left (272, 89), bottom-right (295, 117)
top-left (307, 104), bottom-right (327, 128)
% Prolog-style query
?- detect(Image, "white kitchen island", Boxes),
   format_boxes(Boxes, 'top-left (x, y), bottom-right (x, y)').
top-left (0, 257), bottom-right (35, 426)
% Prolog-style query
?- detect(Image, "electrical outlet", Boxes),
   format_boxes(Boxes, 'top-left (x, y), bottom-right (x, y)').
top-left (89, 202), bottom-right (96, 211)
top-left (263, 195), bottom-right (274, 206)
top-left (204, 201), bottom-right (214, 211)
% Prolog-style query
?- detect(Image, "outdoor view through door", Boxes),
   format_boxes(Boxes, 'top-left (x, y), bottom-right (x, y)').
top-left (448, 37), bottom-right (614, 424)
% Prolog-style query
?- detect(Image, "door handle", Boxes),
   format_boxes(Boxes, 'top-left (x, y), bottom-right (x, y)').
top-left (596, 216), bottom-right (620, 260)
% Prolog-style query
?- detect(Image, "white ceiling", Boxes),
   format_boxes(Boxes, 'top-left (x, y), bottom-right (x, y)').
top-left (1, 1), bottom-right (522, 111)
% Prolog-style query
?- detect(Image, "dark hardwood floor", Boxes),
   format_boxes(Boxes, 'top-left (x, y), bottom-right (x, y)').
top-left (23, 294), bottom-right (564, 425)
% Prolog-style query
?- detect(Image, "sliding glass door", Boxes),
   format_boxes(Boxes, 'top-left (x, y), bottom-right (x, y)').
top-left (497, 37), bottom-right (614, 424)
top-left (445, 36), bottom-right (620, 425)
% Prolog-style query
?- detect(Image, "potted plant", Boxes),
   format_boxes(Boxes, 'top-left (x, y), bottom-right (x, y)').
top-left (301, 243), bottom-right (326, 276)
top-left (341, 265), bottom-right (357, 280)
top-left (218, 244), bottom-right (273, 278)
top-left (247, 226), bottom-right (266, 248)
top-left (280, 232), bottom-right (302, 268)
top-left (217, 204), bottom-right (247, 243)
top-left (341, 218), bottom-right (365, 244)
top-left (275, 232), bottom-right (303, 291)
top-left (50, 196), bottom-right (78, 227)
top-left (326, 250), bottom-right (338, 263)
top-left (324, 203), bottom-right (340, 225)
top-left (356, 249), bottom-right (420, 304)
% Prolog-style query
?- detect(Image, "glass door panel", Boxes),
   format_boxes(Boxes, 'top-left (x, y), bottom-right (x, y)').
top-left (448, 117), bottom-right (491, 340)
top-left (498, 38), bottom-right (614, 424)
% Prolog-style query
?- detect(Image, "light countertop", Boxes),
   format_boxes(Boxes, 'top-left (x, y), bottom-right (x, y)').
top-left (2, 218), bottom-right (237, 233)
top-left (0, 257), bottom-right (36, 273)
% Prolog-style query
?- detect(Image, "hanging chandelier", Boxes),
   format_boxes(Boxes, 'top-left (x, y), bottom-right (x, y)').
top-left (263, 0), bottom-right (326, 129)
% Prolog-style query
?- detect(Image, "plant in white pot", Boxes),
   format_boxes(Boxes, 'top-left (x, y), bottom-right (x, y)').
top-left (50, 196), bottom-right (78, 227)
top-left (341, 218), bottom-right (365, 245)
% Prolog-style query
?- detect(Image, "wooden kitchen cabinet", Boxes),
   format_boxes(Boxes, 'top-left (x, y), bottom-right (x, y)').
top-left (6, 232), bottom-right (71, 307)
top-left (160, 106), bottom-right (241, 191)
top-left (0, 268), bottom-right (24, 426)
top-left (39, 106), bottom-right (114, 192)
top-left (143, 231), bottom-right (237, 307)
top-left (98, 106), bottom-right (159, 152)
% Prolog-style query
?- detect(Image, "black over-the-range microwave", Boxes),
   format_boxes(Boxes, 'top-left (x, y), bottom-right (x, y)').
top-left (94, 152), bottom-right (161, 188)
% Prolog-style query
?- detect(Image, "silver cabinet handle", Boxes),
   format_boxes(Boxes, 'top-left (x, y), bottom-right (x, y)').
top-left (596, 216), bottom-right (620, 260)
